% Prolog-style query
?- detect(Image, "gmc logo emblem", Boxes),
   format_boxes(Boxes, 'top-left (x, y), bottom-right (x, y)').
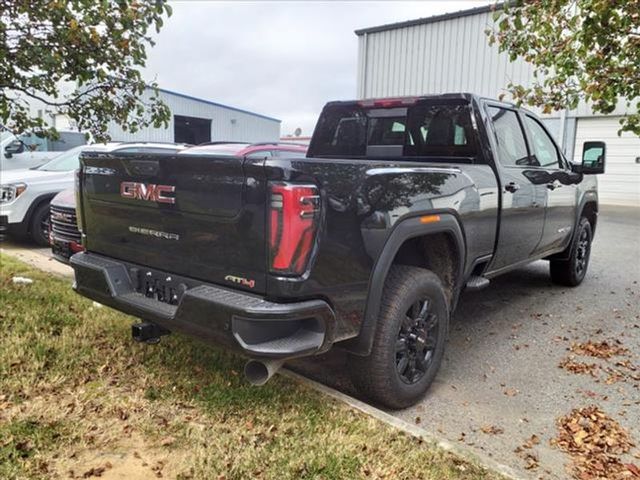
top-left (120, 182), bottom-right (176, 204)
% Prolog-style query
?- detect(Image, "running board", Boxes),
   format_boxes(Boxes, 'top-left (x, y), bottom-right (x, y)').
top-left (466, 276), bottom-right (490, 291)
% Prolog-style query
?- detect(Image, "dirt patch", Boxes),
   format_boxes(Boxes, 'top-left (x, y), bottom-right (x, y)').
top-left (0, 243), bottom-right (73, 278)
top-left (61, 435), bottom-right (188, 479)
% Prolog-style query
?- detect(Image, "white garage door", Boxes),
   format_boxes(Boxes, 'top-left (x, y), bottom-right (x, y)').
top-left (573, 116), bottom-right (640, 206)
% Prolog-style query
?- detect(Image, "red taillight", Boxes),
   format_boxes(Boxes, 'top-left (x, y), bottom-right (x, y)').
top-left (269, 183), bottom-right (320, 276)
top-left (70, 241), bottom-right (85, 253)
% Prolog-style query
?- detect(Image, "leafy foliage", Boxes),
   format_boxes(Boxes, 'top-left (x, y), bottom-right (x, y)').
top-left (488, 0), bottom-right (640, 135)
top-left (0, 0), bottom-right (172, 141)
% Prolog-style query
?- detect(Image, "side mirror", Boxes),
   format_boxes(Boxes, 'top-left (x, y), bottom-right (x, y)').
top-left (4, 140), bottom-right (24, 158)
top-left (580, 141), bottom-right (606, 174)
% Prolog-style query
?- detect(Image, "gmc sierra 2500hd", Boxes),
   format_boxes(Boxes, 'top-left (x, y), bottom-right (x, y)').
top-left (70, 94), bottom-right (605, 408)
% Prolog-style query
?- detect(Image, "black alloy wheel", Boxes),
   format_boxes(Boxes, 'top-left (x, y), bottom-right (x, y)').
top-left (550, 217), bottom-right (592, 287)
top-left (396, 299), bottom-right (439, 384)
top-left (349, 265), bottom-right (449, 409)
top-left (574, 226), bottom-right (591, 278)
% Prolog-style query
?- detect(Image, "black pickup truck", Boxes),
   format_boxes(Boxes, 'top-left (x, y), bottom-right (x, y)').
top-left (70, 94), bottom-right (605, 408)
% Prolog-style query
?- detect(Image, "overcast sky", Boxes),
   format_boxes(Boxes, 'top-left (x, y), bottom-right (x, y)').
top-left (144, 1), bottom-right (490, 136)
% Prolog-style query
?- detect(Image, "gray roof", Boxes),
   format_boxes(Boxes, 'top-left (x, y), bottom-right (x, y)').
top-left (354, 2), bottom-right (504, 36)
top-left (157, 87), bottom-right (281, 123)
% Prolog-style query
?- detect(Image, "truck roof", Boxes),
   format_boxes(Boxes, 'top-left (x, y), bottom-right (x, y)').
top-left (325, 93), bottom-right (517, 110)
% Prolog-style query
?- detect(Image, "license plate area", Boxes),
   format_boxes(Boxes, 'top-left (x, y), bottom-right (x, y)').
top-left (52, 240), bottom-right (71, 259)
top-left (131, 268), bottom-right (189, 306)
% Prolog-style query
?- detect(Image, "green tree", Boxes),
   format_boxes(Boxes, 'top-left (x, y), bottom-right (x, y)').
top-left (0, 0), bottom-right (172, 142)
top-left (488, 0), bottom-right (640, 134)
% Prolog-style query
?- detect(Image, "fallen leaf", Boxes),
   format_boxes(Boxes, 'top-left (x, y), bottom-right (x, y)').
top-left (160, 436), bottom-right (175, 447)
top-left (504, 388), bottom-right (519, 397)
top-left (553, 405), bottom-right (635, 479)
top-left (480, 425), bottom-right (504, 435)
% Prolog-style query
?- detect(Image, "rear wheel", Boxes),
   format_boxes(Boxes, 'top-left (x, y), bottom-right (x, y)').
top-left (550, 217), bottom-right (592, 286)
top-left (349, 265), bottom-right (449, 409)
top-left (29, 202), bottom-right (51, 247)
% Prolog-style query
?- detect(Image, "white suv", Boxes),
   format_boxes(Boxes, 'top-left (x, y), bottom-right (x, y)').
top-left (0, 145), bottom-right (90, 245)
top-left (1, 130), bottom-right (88, 171)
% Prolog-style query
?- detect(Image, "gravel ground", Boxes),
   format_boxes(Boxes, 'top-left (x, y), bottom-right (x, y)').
top-left (291, 206), bottom-right (640, 479)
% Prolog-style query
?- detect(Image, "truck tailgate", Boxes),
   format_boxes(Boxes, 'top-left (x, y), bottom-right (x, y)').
top-left (79, 152), bottom-right (267, 294)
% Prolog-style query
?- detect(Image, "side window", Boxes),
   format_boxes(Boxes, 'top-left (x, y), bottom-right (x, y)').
top-left (51, 132), bottom-right (86, 152)
top-left (18, 133), bottom-right (49, 152)
top-left (487, 106), bottom-right (530, 167)
top-left (524, 116), bottom-right (560, 169)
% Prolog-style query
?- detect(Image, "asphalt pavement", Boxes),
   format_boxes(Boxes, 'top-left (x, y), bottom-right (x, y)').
top-left (2, 206), bottom-right (639, 479)
top-left (292, 206), bottom-right (640, 479)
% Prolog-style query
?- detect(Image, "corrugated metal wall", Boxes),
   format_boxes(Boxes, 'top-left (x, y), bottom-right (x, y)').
top-left (106, 88), bottom-right (280, 143)
top-left (357, 11), bottom-right (534, 102)
top-left (356, 11), bottom-right (632, 118)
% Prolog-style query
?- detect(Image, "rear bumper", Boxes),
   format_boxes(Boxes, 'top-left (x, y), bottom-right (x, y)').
top-left (70, 252), bottom-right (336, 359)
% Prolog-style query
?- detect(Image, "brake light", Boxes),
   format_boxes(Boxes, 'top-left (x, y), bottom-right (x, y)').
top-left (358, 97), bottom-right (419, 108)
top-left (269, 183), bottom-right (320, 276)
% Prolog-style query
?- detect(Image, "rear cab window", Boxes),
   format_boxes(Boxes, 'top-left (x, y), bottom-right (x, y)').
top-left (308, 99), bottom-right (478, 161)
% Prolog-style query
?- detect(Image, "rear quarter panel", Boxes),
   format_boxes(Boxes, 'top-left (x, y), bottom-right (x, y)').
top-left (265, 157), bottom-right (499, 342)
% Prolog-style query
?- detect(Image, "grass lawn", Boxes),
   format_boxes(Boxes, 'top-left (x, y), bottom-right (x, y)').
top-left (0, 254), bottom-right (504, 480)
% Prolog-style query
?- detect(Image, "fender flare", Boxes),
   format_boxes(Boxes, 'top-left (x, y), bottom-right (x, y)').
top-left (576, 193), bottom-right (598, 236)
top-left (550, 193), bottom-right (598, 261)
top-left (347, 212), bottom-right (466, 356)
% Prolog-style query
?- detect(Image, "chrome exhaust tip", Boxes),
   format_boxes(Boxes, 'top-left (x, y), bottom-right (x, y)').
top-left (244, 359), bottom-right (284, 386)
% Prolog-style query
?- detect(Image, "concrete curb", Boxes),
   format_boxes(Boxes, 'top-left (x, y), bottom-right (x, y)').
top-left (0, 245), bottom-right (73, 278)
top-left (281, 369), bottom-right (524, 480)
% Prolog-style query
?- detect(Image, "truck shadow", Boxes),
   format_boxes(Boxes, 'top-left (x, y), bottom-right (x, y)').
top-left (289, 260), bottom-right (561, 401)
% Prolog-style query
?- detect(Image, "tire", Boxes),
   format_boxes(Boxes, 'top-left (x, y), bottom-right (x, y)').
top-left (349, 265), bottom-right (449, 409)
top-left (29, 202), bottom-right (51, 247)
top-left (550, 217), bottom-right (592, 287)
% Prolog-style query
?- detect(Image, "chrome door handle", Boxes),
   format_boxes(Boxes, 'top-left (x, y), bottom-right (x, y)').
top-left (505, 182), bottom-right (520, 193)
top-left (547, 181), bottom-right (561, 190)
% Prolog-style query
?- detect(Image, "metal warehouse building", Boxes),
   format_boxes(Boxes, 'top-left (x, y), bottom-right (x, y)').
top-left (355, 5), bottom-right (640, 206)
top-left (105, 87), bottom-right (280, 144)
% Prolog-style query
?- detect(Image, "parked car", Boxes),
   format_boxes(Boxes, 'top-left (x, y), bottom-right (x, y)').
top-left (49, 188), bottom-right (83, 262)
top-left (0, 145), bottom-right (88, 246)
top-left (1, 130), bottom-right (89, 171)
top-left (69, 94), bottom-right (604, 408)
top-left (48, 142), bottom-right (193, 261)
